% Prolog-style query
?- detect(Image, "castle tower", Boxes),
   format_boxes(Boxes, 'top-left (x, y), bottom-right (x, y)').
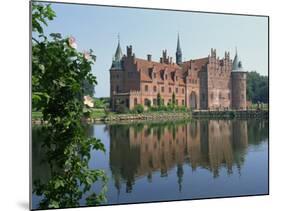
top-left (176, 33), bottom-right (182, 65)
top-left (231, 48), bottom-right (247, 110)
top-left (110, 35), bottom-right (125, 110)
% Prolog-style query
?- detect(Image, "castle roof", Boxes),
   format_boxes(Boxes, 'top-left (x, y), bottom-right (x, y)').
top-left (114, 40), bottom-right (123, 61)
top-left (181, 57), bottom-right (209, 71)
top-left (176, 33), bottom-right (182, 54)
top-left (232, 48), bottom-right (244, 72)
top-left (134, 58), bottom-right (185, 84)
top-left (112, 36), bottom-right (123, 69)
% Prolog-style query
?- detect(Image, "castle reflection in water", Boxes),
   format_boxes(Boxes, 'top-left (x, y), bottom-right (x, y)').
top-left (108, 120), bottom-right (268, 193)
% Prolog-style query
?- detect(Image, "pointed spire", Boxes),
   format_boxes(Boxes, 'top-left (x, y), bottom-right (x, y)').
top-left (115, 33), bottom-right (123, 60)
top-left (111, 34), bottom-right (123, 69)
top-left (232, 47), bottom-right (243, 71)
top-left (177, 33), bottom-right (182, 52)
top-left (176, 33), bottom-right (182, 65)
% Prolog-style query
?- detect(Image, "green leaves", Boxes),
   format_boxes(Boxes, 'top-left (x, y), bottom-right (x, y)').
top-left (247, 71), bottom-right (268, 103)
top-left (32, 3), bottom-right (108, 209)
top-left (32, 3), bottom-right (56, 34)
top-left (54, 178), bottom-right (65, 189)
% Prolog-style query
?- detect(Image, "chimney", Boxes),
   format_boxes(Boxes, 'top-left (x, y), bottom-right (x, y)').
top-left (147, 54), bottom-right (152, 61)
top-left (127, 45), bottom-right (132, 56)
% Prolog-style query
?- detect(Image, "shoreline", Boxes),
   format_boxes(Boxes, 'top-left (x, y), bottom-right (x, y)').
top-left (32, 110), bottom-right (268, 125)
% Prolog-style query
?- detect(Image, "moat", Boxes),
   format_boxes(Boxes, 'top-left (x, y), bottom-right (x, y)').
top-left (32, 119), bottom-right (268, 208)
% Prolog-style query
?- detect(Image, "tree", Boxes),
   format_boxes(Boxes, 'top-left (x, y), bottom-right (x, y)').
top-left (246, 71), bottom-right (268, 103)
top-left (157, 93), bottom-right (162, 106)
top-left (32, 2), bottom-right (107, 209)
top-left (172, 92), bottom-right (176, 105)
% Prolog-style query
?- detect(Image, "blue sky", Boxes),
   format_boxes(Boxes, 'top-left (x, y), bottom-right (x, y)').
top-left (40, 2), bottom-right (268, 97)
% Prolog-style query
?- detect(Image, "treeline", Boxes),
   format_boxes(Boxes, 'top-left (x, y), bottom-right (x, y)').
top-left (247, 71), bottom-right (268, 103)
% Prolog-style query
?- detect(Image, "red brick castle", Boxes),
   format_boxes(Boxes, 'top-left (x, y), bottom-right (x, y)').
top-left (109, 35), bottom-right (247, 110)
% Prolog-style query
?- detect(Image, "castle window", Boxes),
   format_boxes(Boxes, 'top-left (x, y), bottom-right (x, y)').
top-left (165, 74), bottom-right (168, 80)
top-left (154, 73), bottom-right (156, 78)
top-left (182, 88), bottom-right (184, 94)
top-left (144, 98), bottom-right (151, 106)
top-left (161, 86), bottom-right (164, 92)
top-left (176, 99), bottom-right (178, 105)
top-left (176, 88), bottom-right (178, 93)
top-left (134, 98), bottom-right (138, 105)
top-left (153, 86), bottom-right (157, 92)
top-left (169, 87), bottom-right (172, 93)
top-left (182, 99), bottom-right (185, 105)
top-left (210, 93), bottom-right (214, 100)
top-left (145, 85), bottom-right (149, 92)
top-left (176, 76), bottom-right (178, 81)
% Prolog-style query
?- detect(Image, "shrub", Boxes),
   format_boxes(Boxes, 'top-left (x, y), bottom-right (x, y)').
top-left (115, 104), bottom-right (129, 114)
top-left (94, 99), bottom-right (106, 109)
top-left (133, 104), bottom-right (144, 114)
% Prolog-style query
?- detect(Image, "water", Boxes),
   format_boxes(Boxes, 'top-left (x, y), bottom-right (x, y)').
top-left (32, 119), bottom-right (268, 209)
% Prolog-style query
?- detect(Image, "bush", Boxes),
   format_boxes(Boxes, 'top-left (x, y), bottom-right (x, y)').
top-left (132, 104), bottom-right (144, 114)
top-left (115, 104), bottom-right (129, 114)
top-left (94, 99), bottom-right (106, 109)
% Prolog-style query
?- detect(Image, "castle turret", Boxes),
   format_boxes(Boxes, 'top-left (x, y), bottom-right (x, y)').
top-left (111, 35), bottom-right (123, 69)
top-left (176, 33), bottom-right (182, 65)
top-left (231, 48), bottom-right (247, 110)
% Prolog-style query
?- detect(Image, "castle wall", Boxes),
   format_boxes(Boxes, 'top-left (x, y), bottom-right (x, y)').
top-left (185, 61), bottom-right (201, 110)
top-left (110, 47), bottom-right (246, 111)
top-left (207, 53), bottom-right (232, 109)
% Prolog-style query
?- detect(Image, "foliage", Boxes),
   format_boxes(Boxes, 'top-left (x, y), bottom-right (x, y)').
top-left (145, 99), bottom-right (151, 107)
top-left (148, 104), bottom-right (188, 112)
top-left (32, 3), bottom-right (56, 34)
top-left (115, 103), bottom-right (129, 114)
top-left (172, 92), bottom-right (176, 105)
top-left (157, 93), bottom-right (163, 106)
top-left (83, 80), bottom-right (95, 97)
top-left (94, 98), bottom-right (106, 109)
top-left (32, 2), bottom-right (107, 209)
top-left (132, 104), bottom-right (144, 114)
top-left (247, 71), bottom-right (268, 103)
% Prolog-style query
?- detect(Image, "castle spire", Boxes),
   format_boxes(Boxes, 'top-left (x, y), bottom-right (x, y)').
top-left (232, 47), bottom-right (243, 71)
top-left (111, 34), bottom-right (123, 69)
top-left (176, 33), bottom-right (182, 65)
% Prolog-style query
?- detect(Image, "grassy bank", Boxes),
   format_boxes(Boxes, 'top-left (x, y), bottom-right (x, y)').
top-left (32, 108), bottom-right (192, 123)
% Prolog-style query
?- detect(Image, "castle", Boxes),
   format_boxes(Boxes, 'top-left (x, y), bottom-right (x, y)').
top-left (109, 35), bottom-right (247, 110)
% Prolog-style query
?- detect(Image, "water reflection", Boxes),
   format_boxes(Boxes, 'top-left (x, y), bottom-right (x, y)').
top-left (108, 120), bottom-right (268, 193)
top-left (32, 119), bottom-right (268, 208)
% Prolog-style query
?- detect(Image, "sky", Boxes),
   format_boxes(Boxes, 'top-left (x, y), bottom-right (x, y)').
top-left (39, 2), bottom-right (268, 97)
